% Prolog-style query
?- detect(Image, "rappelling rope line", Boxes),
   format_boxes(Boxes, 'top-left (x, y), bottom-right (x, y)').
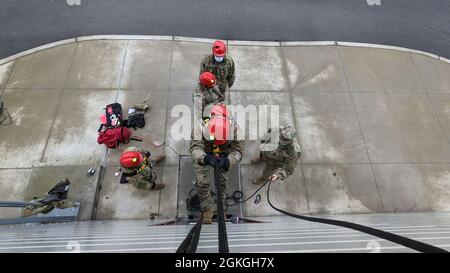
top-left (214, 166), bottom-right (229, 253)
top-left (265, 179), bottom-right (448, 253)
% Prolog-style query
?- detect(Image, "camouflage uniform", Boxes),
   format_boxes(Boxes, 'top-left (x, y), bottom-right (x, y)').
top-left (21, 200), bottom-right (76, 218)
top-left (192, 83), bottom-right (224, 110)
top-left (189, 128), bottom-right (244, 211)
top-left (21, 179), bottom-right (76, 217)
top-left (122, 146), bottom-right (158, 190)
top-left (200, 55), bottom-right (235, 94)
top-left (255, 126), bottom-right (301, 183)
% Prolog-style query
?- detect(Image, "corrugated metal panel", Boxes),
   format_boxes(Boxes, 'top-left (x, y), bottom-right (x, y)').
top-left (1, 212), bottom-right (450, 253)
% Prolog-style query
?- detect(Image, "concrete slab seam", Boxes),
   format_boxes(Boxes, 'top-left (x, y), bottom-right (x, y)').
top-left (409, 53), bottom-right (450, 148)
top-left (158, 41), bottom-right (175, 215)
top-left (279, 45), bottom-right (311, 212)
top-left (336, 46), bottom-right (385, 209)
top-left (1, 61), bottom-right (16, 97)
top-left (90, 165), bottom-right (105, 220)
top-left (38, 42), bottom-right (80, 163)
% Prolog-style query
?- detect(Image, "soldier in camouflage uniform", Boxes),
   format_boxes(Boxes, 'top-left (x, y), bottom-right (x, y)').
top-left (200, 40), bottom-right (235, 94)
top-left (193, 71), bottom-right (224, 110)
top-left (120, 146), bottom-right (165, 190)
top-left (21, 178), bottom-right (77, 217)
top-left (252, 125), bottom-right (301, 185)
top-left (190, 104), bottom-right (244, 224)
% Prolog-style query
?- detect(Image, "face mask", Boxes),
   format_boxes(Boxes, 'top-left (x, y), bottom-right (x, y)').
top-left (214, 56), bottom-right (224, 62)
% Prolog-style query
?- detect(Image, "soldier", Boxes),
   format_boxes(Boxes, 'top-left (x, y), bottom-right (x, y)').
top-left (200, 40), bottom-right (235, 95)
top-left (21, 178), bottom-right (77, 217)
top-left (252, 125), bottom-right (301, 185)
top-left (119, 146), bottom-right (166, 190)
top-left (193, 71), bottom-right (225, 110)
top-left (190, 104), bottom-right (244, 224)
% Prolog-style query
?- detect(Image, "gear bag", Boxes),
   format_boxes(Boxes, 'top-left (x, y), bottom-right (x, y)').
top-left (97, 127), bottom-right (131, 149)
top-left (105, 103), bottom-right (124, 127)
top-left (97, 103), bottom-right (131, 149)
top-left (125, 113), bottom-right (146, 129)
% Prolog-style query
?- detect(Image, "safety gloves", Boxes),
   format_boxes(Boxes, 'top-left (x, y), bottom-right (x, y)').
top-left (203, 155), bottom-right (230, 171)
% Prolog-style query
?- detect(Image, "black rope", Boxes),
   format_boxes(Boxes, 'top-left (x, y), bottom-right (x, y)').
top-left (213, 166), bottom-right (229, 253)
top-left (176, 215), bottom-right (203, 253)
top-left (266, 179), bottom-right (448, 253)
top-left (227, 180), bottom-right (269, 207)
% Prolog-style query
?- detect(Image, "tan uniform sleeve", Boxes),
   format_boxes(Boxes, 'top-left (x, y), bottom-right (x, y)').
top-left (189, 128), bottom-right (207, 165)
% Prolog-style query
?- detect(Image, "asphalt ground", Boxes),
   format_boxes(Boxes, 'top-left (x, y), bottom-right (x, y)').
top-left (0, 0), bottom-right (449, 59)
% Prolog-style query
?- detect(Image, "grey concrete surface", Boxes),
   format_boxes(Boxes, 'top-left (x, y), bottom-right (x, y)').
top-left (1, 39), bottom-right (450, 221)
top-left (229, 45), bottom-right (287, 91)
top-left (352, 93), bottom-right (450, 163)
top-left (292, 92), bottom-right (369, 164)
top-left (283, 46), bottom-right (349, 92)
top-left (6, 44), bottom-right (76, 89)
top-left (0, 62), bottom-right (15, 89)
top-left (65, 41), bottom-right (127, 89)
top-left (411, 54), bottom-right (450, 93)
top-left (0, 88), bottom-right (62, 168)
top-left (338, 47), bottom-right (426, 93)
top-left (120, 40), bottom-right (172, 90)
top-left (96, 166), bottom-right (161, 220)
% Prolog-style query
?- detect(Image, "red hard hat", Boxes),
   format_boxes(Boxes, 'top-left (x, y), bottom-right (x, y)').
top-left (208, 115), bottom-right (230, 145)
top-left (120, 151), bottom-right (144, 169)
top-left (213, 40), bottom-right (226, 57)
top-left (199, 72), bottom-right (216, 88)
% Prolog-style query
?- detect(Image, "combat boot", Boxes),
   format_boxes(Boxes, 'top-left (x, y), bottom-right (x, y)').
top-left (252, 176), bottom-right (267, 185)
top-left (151, 183), bottom-right (166, 190)
top-left (154, 154), bottom-right (165, 164)
top-left (133, 104), bottom-right (150, 112)
top-left (202, 207), bottom-right (215, 224)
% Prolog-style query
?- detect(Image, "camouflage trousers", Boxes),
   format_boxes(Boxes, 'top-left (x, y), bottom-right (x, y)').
top-left (21, 200), bottom-right (76, 218)
top-left (261, 160), bottom-right (284, 180)
top-left (128, 167), bottom-right (158, 190)
top-left (193, 163), bottom-right (228, 211)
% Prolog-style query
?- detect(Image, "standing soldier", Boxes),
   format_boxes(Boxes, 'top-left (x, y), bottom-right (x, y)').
top-left (193, 71), bottom-right (224, 110)
top-left (190, 104), bottom-right (244, 224)
top-left (200, 40), bottom-right (235, 95)
top-left (252, 125), bottom-right (301, 185)
top-left (120, 146), bottom-right (166, 190)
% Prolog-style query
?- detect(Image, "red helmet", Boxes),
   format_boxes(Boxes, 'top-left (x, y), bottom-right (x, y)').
top-left (208, 115), bottom-right (231, 145)
top-left (120, 151), bottom-right (144, 169)
top-left (199, 72), bottom-right (216, 88)
top-left (213, 40), bottom-right (226, 57)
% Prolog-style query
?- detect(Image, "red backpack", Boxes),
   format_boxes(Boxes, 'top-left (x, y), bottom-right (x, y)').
top-left (97, 103), bottom-right (131, 149)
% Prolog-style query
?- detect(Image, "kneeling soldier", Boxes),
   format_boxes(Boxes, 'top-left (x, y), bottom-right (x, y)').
top-left (120, 146), bottom-right (166, 190)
